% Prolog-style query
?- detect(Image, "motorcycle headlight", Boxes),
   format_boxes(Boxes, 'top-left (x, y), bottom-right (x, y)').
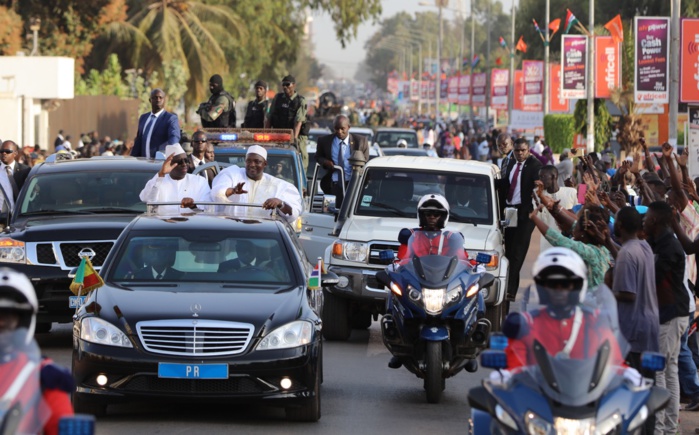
top-left (495, 404), bottom-right (517, 430)
top-left (332, 241), bottom-right (368, 262)
top-left (256, 320), bottom-right (313, 350)
top-left (81, 317), bottom-right (132, 348)
top-left (0, 238), bottom-right (25, 264)
top-left (552, 416), bottom-right (593, 435)
top-left (422, 288), bottom-right (446, 315)
top-left (526, 411), bottom-right (552, 435)
top-left (628, 405), bottom-right (648, 433)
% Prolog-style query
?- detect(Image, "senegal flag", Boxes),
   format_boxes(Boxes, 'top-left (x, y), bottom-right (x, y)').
top-left (69, 257), bottom-right (104, 295)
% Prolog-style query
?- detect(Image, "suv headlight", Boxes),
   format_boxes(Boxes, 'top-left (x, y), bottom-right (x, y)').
top-left (0, 238), bottom-right (25, 264)
top-left (332, 241), bottom-right (368, 262)
top-left (81, 317), bottom-right (133, 348)
top-left (257, 320), bottom-right (313, 350)
top-left (466, 250), bottom-right (499, 270)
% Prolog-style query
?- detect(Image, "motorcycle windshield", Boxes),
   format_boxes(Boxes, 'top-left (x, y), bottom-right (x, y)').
top-left (512, 285), bottom-right (629, 407)
top-left (0, 328), bottom-right (49, 434)
top-left (402, 232), bottom-right (470, 287)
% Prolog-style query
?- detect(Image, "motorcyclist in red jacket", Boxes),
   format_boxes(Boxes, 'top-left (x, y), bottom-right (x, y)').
top-left (0, 268), bottom-right (74, 435)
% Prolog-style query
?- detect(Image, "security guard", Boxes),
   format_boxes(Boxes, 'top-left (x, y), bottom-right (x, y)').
top-left (197, 74), bottom-right (236, 128)
top-left (242, 80), bottom-right (269, 128)
top-left (265, 75), bottom-right (309, 169)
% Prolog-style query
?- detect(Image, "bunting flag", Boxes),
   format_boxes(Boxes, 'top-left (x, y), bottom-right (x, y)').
top-left (499, 36), bottom-right (508, 49)
top-left (532, 19), bottom-right (544, 37)
top-left (515, 35), bottom-right (527, 53)
top-left (495, 57), bottom-right (503, 66)
top-left (471, 55), bottom-right (480, 69)
top-left (604, 14), bottom-right (624, 44)
top-left (564, 9), bottom-right (580, 34)
top-left (308, 257), bottom-right (323, 289)
top-left (69, 257), bottom-right (104, 295)
top-left (549, 18), bottom-right (561, 37)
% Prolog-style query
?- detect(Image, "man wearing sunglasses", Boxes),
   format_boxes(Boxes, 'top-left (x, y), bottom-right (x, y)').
top-left (140, 143), bottom-right (212, 215)
top-left (0, 140), bottom-right (30, 211)
top-left (265, 75), bottom-right (309, 170)
top-left (186, 131), bottom-right (217, 187)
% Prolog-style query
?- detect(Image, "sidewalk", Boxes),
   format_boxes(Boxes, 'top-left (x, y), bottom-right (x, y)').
top-left (682, 408), bottom-right (699, 434)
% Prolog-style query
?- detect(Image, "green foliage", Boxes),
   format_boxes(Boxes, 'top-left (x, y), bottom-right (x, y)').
top-left (76, 54), bottom-right (130, 97)
top-left (573, 99), bottom-right (613, 152)
top-left (0, 6), bottom-right (23, 55)
top-left (543, 114), bottom-right (576, 153)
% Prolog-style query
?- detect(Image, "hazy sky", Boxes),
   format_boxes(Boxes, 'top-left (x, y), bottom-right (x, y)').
top-left (311, 0), bottom-right (467, 79)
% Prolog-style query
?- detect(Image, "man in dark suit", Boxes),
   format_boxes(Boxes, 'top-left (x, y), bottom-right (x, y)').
top-left (218, 240), bottom-right (264, 273)
top-left (496, 137), bottom-right (542, 302)
top-left (315, 115), bottom-right (369, 207)
top-left (186, 131), bottom-right (217, 187)
top-left (130, 89), bottom-right (180, 158)
top-left (133, 243), bottom-right (183, 280)
top-left (0, 140), bottom-right (30, 209)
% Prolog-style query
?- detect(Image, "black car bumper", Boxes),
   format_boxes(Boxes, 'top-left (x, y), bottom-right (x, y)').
top-left (72, 338), bottom-right (321, 405)
top-left (6, 263), bottom-right (75, 323)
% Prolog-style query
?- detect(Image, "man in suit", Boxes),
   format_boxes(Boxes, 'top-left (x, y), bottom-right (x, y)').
top-left (130, 89), bottom-right (180, 158)
top-left (186, 131), bottom-right (217, 187)
top-left (497, 137), bottom-right (542, 303)
top-left (133, 242), bottom-right (184, 280)
top-left (0, 140), bottom-right (30, 211)
top-left (315, 114), bottom-right (369, 207)
top-left (218, 240), bottom-right (263, 273)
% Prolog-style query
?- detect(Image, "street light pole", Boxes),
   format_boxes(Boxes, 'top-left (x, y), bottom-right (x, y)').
top-left (469, 0), bottom-right (475, 130)
top-left (508, 0), bottom-right (516, 131)
top-left (437, 2), bottom-right (443, 120)
top-left (543, 0), bottom-right (550, 115)
top-left (586, 0), bottom-right (595, 153)
top-left (669, 0), bottom-right (680, 147)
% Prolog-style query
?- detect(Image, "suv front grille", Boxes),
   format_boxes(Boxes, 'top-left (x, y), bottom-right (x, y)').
top-left (59, 242), bottom-right (113, 267)
top-left (36, 244), bottom-right (57, 264)
top-left (137, 320), bottom-right (254, 357)
top-left (368, 242), bottom-right (399, 265)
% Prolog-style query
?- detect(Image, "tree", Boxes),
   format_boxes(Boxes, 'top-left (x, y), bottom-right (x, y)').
top-left (0, 5), bottom-right (22, 55)
top-left (76, 54), bottom-right (130, 97)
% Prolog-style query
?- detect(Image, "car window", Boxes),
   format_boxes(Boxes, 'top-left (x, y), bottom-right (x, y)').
top-left (374, 132), bottom-right (419, 148)
top-left (215, 151), bottom-right (300, 190)
top-left (18, 171), bottom-right (154, 216)
top-left (355, 168), bottom-right (493, 225)
top-left (110, 233), bottom-right (297, 286)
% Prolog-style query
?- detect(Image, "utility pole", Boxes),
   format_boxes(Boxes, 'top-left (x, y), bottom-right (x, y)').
top-left (669, 0), bottom-right (680, 147)
top-left (543, 0), bottom-right (550, 115)
top-left (459, 1), bottom-right (465, 116)
top-left (437, 2), bottom-right (443, 121)
top-left (486, 0), bottom-right (492, 114)
top-left (469, 0), bottom-right (475, 129)
top-left (586, 0), bottom-right (595, 153)
top-left (508, 0), bottom-right (516, 131)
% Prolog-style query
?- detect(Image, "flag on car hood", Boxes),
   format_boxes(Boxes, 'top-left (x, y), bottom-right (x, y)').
top-left (69, 257), bottom-right (104, 295)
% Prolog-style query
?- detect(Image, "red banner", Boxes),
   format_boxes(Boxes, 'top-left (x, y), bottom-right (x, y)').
top-left (410, 80), bottom-right (420, 101)
top-left (514, 70), bottom-right (524, 111)
top-left (491, 69), bottom-right (509, 110)
top-left (472, 73), bottom-right (487, 107)
top-left (549, 64), bottom-right (568, 112)
top-left (458, 74), bottom-right (470, 105)
top-left (522, 60), bottom-right (544, 111)
top-left (448, 75), bottom-right (459, 103)
top-left (681, 18), bottom-right (699, 103)
top-left (595, 36), bottom-right (621, 99)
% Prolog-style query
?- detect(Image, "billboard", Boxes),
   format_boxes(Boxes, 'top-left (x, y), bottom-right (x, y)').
top-left (595, 36), bottom-right (622, 99)
top-left (680, 19), bottom-right (699, 103)
top-left (561, 35), bottom-right (587, 99)
top-left (634, 17), bottom-right (670, 103)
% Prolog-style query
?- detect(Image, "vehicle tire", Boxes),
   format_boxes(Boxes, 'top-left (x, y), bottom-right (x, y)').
top-left (73, 394), bottom-right (107, 417)
top-left (35, 322), bottom-right (51, 334)
top-left (424, 341), bottom-right (443, 404)
top-left (322, 291), bottom-right (350, 341)
top-left (350, 311), bottom-right (372, 330)
top-left (286, 364), bottom-right (321, 422)
top-left (485, 303), bottom-right (505, 333)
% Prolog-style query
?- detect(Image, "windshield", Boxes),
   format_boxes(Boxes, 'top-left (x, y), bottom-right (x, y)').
top-left (109, 233), bottom-right (298, 287)
top-left (17, 171), bottom-right (154, 217)
top-left (374, 131), bottom-right (418, 148)
top-left (355, 168), bottom-right (494, 225)
top-left (214, 152), bottom-right (298, 188)
top-left (510, 285), bottom-right (629, 407)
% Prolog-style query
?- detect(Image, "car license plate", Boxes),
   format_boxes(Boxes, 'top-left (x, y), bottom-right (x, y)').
top-left (158, 363), bottom-right (228, 379)
top-left (68, 296), bottom-right (86, 308)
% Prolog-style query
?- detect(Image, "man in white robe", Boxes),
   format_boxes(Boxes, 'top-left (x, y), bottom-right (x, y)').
top-left (211, 145), bottom-right (302, 223)
top-left (140, 143), bottom-right (212, 215)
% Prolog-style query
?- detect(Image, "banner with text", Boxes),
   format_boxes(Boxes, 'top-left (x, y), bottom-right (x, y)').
top-left (448, 76), bottom-right (459, 103)
top-left (458, 74), bottom-right (471, 105)
top-left (595, 36), bottom-right (622, 99)
top-left (514, 70), bottom-right (524, 111)
top-left (634, 17), bottom-right (669, 103)
top-left (472, 73), bottom-right (487, 107)
top-left (681, 19), bottom-right (699, 103)
top-left (410, 80), bottom-right (419, 101)
top-left (549, 64), bottom-right (569, 112)
top-left (522, 60), bottom-right (544, 111)
top-left (491, 69), bottom-right (509, 110)
top-left (562, 35), bottom-right (587, 99)
top-left (428, 80), bottom-right (436, 101)
top-left (689, 106), bottom-right (699, 179)
top-left (440, 78), bottom-right (448, 100)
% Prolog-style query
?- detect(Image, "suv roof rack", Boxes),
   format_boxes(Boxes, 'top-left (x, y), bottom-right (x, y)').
top-left (202, 128), bottom-right (297, 150)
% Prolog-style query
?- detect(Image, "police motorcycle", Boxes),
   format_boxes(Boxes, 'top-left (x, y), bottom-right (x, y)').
top-left (468, 248), bottom-right (670, 435)
top-left (376, 195), bottom-right (495, 404)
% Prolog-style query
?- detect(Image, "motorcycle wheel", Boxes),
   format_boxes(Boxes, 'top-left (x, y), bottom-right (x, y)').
top-left (424, 341), bottom-right (443, 404)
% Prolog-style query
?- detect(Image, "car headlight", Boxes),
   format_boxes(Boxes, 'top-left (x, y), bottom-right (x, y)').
top-left (628, 405), bottom-right (648, 433)
top-left (332, 241), bottom-right (368, 262)
top-left (552, 416), bottom-right (593, 435)
top-left (495, 404), bottom-right (517, 430)
top-left (80, 317), bottom-right (133, 348)
top-left (257, 320), bottom-right (313, 350)
top-left (0, 238), bottom-right (25, 264)
top-left (466, 250), bottom-right (499, 270)
top-left (422, 288), bottom-right (446, 315)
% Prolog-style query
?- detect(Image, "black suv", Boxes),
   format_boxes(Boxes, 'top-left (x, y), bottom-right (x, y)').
top-left (0, 156), bottom-right (160, 331)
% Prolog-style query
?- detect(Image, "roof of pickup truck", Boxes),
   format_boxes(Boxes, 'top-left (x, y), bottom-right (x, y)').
top-left (365, 156), bottom-right (499, 177)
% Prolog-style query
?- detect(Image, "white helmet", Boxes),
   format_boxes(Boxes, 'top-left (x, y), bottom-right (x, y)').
top-left (0, 268), bottom-right (37, 344)
top-left (397, 139), bottom-right (408, 148)
top-left (532, 248), bottom-right (588, 317)
top-left (417, 194), bottom-right (450, 229)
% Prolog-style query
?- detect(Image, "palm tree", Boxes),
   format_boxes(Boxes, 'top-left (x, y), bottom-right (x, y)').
top-left (127, 0), bottom-right (247, 110)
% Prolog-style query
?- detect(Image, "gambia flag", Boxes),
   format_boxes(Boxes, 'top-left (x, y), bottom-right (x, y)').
top-left (564, 9), bottom-right (580, 34)
top-left (499, 36), bottom-right (507, 49)
top-left (308, 258), bottom-right (323, 289)
top-left (69, 257), bottom-right (104, 295)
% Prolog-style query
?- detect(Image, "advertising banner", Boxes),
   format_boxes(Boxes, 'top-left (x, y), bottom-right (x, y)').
top-left (387, 77), bottom-right (399, 96)
top-left (595, 36), bottom-right (622, 99)
top-left (689, 106), bottom-right (699, 179)
top-left (440, 78), bottom-right (448, 100)
top-left (514, 70), bottom-right (524, 111)
top-left (491, 69), bottom-right (509, 110)
top-left (634, 17), bottom-right (670, 103)
top-left (681, 19), bottom-right (699, 103)
top-left (410, 80), bottom-right (419, 101)
top-left (472, 73), bottom-right (487, 107)
top-left (448, 76), bottom-right (459, 104)
top-left (522, 60), bottom-right (544, 110)
top-left (458, 74), bottom-right (471, 105)
top-left (420, 80), bottom-right (428, 100)
top-left (549, 64), bottom-right (569, 112)
top-left (561, 35), bottom-right (587, 99)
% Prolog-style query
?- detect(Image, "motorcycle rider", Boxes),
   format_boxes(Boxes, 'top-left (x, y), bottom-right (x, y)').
top-left (0, 268), bottom-right (74, 435)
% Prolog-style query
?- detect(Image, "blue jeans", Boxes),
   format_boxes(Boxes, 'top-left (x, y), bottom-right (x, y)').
top-left (679, 312), bottom-right (699, 398)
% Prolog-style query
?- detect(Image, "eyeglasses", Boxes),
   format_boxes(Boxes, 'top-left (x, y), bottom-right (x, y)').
top-left (423, 211), bottom-right (445, 217)
top-left (0, 149), bottom-right (15, 154)
top-left (192, 140), bottom-right (207, 144)
top-left (282, 82), bottom-right (293, 87)
top-left (171, 158), bottom-right (187, 166)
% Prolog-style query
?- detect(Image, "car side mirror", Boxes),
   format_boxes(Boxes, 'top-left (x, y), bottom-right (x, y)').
top-left (321, 271), bottom-right (339, 287)
top-left (501, 207), bottom-right (518, 228)
top-left (478, 273), bottom-right (495, 289)
top-left (375, 270), bottom-right (391, 288)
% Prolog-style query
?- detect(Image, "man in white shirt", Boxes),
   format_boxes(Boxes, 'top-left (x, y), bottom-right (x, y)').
top-left (139, 143), bottom-right (212, 215)
top-left (534, 165), bottom-right (578, 250)
top-left (211, 145), bottom-right (302, 223)
top-left (532, 135), bottom-right (544, 155)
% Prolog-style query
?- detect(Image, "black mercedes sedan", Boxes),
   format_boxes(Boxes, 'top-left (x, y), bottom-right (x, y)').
top-left (72, 213), bottom-right (335, 421)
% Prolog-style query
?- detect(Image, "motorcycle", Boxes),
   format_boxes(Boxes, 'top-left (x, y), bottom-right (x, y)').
top-left (376, 231), bottom-right (495, 404)
top-left (0, 328), bottom-right (94, 435)
top-left (468, 285), bottom-right (670, 434)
